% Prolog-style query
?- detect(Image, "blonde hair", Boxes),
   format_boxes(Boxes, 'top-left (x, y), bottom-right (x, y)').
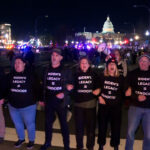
top-left (104, 65), bottom-right (120, 77)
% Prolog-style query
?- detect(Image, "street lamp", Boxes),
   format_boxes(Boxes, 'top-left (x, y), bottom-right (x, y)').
top-left (134, 35), bottom-right (140, 40)
top-left (145, 30), bottom-right (150, 36)
top-left (34, 15), bottom-right (48, 39)
top-left (130, 38), bottom-right (134, 42)
top-left (133, 5), bottom-right (150, 30)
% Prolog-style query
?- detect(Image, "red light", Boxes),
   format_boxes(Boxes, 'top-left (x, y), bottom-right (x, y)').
top-left (92, 38), bottom-right (96, 43)
top-left (124, 39), bottom-right (129, 44)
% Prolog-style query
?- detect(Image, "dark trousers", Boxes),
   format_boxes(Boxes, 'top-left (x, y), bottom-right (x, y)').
top-left (45, 100), bottom-right (70, 150)
top-left (74, 106), bottom-right (96, 149)
top-left (98, 104), bottom-right (121, 147)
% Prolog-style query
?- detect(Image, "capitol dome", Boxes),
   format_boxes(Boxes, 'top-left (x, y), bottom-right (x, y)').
top-left (102, 16), bottom-right (115, 34)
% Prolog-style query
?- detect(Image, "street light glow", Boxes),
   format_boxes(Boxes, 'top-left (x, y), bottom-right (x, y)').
top-left (65, 40), bottom-right (68, 44)
top-left (134, 35), bottom-right (140, 40)
top-left (130, 38), bottom-right (133, 42)
top-left (145, 30), bottom-right (150, 36)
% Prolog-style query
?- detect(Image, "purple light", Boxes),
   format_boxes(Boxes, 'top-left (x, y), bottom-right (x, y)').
top-left (87, 45), bottom-right (91, 50)
top-left (75, 45), bottom-right (78, 49)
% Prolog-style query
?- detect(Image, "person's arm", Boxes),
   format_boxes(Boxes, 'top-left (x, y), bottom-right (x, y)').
top-left (39, 67), bottom-right (48, 106)
top-left (92, 70), bottom-right (101, 96)
top-left (122, 60), bottom-right (128, 77)
top-left (0, 99), bottom-right (4, 105)
top-left (98, 96), bottom-right (106, 104)
top-left (32, 70), bottom-right (41, 102)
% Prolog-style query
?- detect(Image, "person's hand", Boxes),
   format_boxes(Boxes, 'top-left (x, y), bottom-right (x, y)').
top-left (56, 93), bottom-right (64, 99)
top-left (93, 88), bottom-right (100, 96)
top-left (125, 87), bottom-right (132, 97)
top-left (66, 84), bottom-right (74, 91)
top-left (138, 95), bottom-right (146, 102)
top-left (39, 101), bottom-right (45, 107)
top-left (98, 96), bottom-right (106, 105)
top-left (0, 99), bottom-right (4, 105)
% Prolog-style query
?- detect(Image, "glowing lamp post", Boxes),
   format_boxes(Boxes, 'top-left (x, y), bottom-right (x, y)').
top-left (145, 30), bottom-right (150, 48)
top-left (145, 30), bottom-right (150, 36)
top-left (130, 38), bottom-right (134, 42)
top-left (134, 35), bottom-right (140, 40)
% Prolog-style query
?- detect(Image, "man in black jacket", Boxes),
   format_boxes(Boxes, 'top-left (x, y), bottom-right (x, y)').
top-left (125, 54), bottom-right (150, 150)
top-left (40, 49), bottom-right (73, 150)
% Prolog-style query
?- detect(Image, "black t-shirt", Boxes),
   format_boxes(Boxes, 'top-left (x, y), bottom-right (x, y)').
top-left (74, 68), bottom-right (99, 103)
top-left (127, 68), bottom-right (150, 108)
top-left (45, 66), bottom-right (63, 99)
top-left (99, 74), bottom-right (124, 106)
top-left (7, 70), bottom-right (37, 108)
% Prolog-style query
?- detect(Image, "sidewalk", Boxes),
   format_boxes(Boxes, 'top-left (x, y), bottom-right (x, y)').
top-left (0, 127), bottom-right (143, 150)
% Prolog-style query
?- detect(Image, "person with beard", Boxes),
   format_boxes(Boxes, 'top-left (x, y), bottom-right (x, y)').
top-left (125, 54), bottom-right (150, 150)
top-left (6, 56), bottom-right (40, 149)
top-left (97, 58), bottom-right (125, 150)
top-left (73, 56), bottom-right (99, 150)
top-left (39, 49), bottom-right (73, 150)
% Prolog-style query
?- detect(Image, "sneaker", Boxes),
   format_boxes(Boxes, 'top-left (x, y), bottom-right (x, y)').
top-left (40, 143), bottom-right (50, 150)
top-left (27, 141), bottom-right (34, 149)
top-left (0, 137), bottom-right (4, 144)
top-left (14, 139), bottom-right (25, 148)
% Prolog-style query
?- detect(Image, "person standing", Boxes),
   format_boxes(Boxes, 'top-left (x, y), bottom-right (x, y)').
top-left (40, 49), bottom-right (73, 150)
top-left (114, 49), bottom-right (127, 77)
top-left (125, 54), bottom-right (150, 150)
top-left (98, 58), bottom-right (125, 150)
top-left (0, 67), bottom-right (6, 143)
top-left (73, 56), bottom-right (99, 150)
top-left (6, 56), bottom-right (40, 149)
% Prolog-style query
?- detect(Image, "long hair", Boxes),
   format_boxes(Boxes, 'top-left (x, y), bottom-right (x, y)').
top-left (104, 65), bottom-right (120, 77)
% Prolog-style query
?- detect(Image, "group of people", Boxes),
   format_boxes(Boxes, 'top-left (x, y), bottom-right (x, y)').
top-left (0, 48), bottom-right (150, 150)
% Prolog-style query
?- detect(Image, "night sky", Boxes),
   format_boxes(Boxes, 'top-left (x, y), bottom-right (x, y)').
top-left (0, 0), bottom-right (150, 40)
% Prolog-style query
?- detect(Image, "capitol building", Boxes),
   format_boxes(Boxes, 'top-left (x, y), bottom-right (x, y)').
top-left (75, 16), bottom-right (125, 42)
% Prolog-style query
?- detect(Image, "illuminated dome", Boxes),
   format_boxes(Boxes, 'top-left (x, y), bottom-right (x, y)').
top-left (102, 16), bottom-right (115, 34)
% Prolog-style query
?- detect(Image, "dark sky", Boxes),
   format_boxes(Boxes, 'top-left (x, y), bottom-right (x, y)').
top-left (0, 0), bottom-right (150, 39)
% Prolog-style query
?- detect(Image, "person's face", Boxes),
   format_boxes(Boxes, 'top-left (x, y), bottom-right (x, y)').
top-left (14, 59), bottom-right (25, 72)
top-left (139, 57), bottom-right (150, 71)
top-left (108, 62), bottom-right (117, 75)
top-left (51, 52), bottom-right (63, 66)
top-left (80, 59), bottom-right (90, 72)
top-left (114, 51), bottom-right (121, 62)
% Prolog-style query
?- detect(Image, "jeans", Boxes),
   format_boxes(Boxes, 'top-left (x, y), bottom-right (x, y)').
top-left (0, 105), bottom-right (5, 138)
top-left (8, 104), bottom-right (36, 141)
top-left (125, 106), bottom-right (150, 150)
